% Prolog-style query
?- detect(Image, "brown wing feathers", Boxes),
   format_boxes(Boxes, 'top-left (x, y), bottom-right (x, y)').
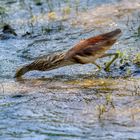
top-left (65, 29), bottom-right (121, 63)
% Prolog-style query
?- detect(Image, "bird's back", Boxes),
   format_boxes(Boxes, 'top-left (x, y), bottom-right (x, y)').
top-left (65, 29), bottom-right (122, 64)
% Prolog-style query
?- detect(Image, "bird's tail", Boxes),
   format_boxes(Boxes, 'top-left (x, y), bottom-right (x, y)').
top-left (14, 64), bottom-right (30, 78)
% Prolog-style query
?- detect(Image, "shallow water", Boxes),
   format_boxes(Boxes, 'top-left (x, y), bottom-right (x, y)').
top-left (0, 77), bottom-right (140, 140)
top-left (0, 0), bottom-right (140, 139)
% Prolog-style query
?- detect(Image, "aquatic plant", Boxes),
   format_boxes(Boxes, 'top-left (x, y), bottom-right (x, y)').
top-left (0, 6), bottom-right (6, 15)
top-left (46, 0), bottom-right (54, 12)
top-left (62, 6), bottom-right (71, 19)
top-left (0, 6), bottom-right (7, 23)
top-left (75, 0), bottom-right (80, 14)
top-left (133, 53), bottom-right (140, 66)
top-left (116, 50), bottom-right (129, 64)
top-left (97, 104), bottom-right (106, 119)
top-left (48, 12), bottom-right (57, 20)
top-left (105, 94), bottom-right (112, 105)
top-left (137, 26), bottom-right (140, 36)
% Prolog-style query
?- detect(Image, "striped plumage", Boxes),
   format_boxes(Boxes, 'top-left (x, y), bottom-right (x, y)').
top-left (14, 52), bottom-right (72, 78)
top-left (15, 29), bottom-right (122, 78)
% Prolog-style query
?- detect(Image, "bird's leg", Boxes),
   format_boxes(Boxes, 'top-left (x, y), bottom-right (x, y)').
top-left (100, 53), bottom-right (119, 71)
top-left (92, 62), bottom-right (101, 70)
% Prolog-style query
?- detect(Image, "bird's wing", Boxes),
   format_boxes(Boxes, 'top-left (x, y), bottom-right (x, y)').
top-left (65, 29), bottom-right (121, 63)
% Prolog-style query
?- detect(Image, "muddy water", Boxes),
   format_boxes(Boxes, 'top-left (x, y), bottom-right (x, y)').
top-left (0, 0), bottom-right (140, 139)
